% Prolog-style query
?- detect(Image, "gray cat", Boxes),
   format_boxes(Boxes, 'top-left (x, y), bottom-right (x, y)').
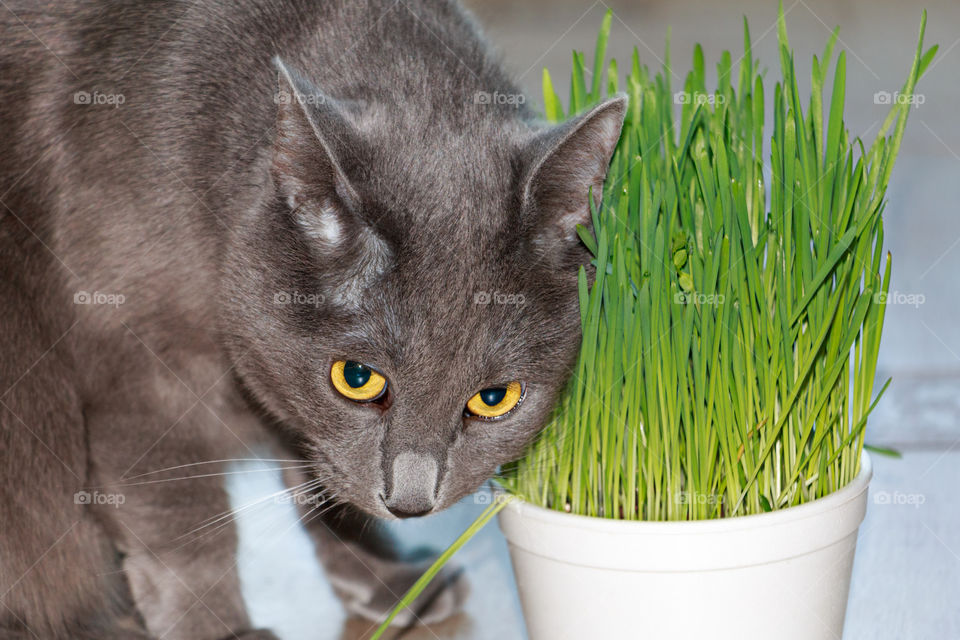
top-left (0, 0), bottom-right (625, 637)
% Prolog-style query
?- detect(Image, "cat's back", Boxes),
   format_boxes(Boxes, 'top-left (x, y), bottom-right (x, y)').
top-left (0, 0), bottom-right (524, 349)
top-left (0, 0), bottom-right (518, 215)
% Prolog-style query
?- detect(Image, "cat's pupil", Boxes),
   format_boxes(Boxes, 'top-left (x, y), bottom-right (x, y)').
top-left (480, 387), bottom-right (507, 406)
top-left (343, 361), bottom-right (371, 388)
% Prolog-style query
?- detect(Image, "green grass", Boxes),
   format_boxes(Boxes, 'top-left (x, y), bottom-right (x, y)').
top-left (371, 7), bottom-right (933, 636)
top-left (499, 6), bottom-right (933, 521)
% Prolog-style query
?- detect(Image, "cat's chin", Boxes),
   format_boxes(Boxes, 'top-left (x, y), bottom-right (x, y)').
top-left (338, 498), bottom-right (434, 521)
top-left (338, 488), bottom-right (466, 521)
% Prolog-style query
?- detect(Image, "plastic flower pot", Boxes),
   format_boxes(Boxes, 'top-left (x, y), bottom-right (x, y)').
top-left (498, 453), bottom-right (872, 640)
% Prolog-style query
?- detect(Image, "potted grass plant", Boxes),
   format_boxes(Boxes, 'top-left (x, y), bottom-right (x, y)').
top-left (373, 7), bottom-right (934, 640)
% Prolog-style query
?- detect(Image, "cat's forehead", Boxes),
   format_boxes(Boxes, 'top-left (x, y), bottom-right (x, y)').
top-left (361, 280), bottom-right (532, 379)
top-left (358, 117), bottom-right (522, 215)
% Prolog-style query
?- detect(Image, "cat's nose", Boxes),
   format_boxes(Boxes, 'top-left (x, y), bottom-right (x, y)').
top-left (382, 451), bottom-right (438, 518)
top-left (383, 502), bottom-right (433, 519)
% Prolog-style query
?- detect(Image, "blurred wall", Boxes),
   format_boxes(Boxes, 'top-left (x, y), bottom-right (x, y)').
top-left (463, 0), bottom-right (960, 375)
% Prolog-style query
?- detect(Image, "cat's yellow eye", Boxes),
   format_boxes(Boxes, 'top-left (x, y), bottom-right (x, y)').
top-left (465, 381), bottom-right (524, 419)
top-left (331, 360), bottom-right (387, 402)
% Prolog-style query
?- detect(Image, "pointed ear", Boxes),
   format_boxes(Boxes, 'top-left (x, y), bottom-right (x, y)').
top-left (521, 95), bottom-right (627, 247)
top-left (272, 57), bottom-right (361, 221)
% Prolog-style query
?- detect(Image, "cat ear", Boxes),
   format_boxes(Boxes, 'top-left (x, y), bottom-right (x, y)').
top-left (272, 57), bottom-right (361, 243)
top-left (521, 95), bottom-right (627, 247)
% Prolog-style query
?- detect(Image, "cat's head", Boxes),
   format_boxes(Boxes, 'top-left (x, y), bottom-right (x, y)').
top-left (222, 60), bottom-right (625, 518)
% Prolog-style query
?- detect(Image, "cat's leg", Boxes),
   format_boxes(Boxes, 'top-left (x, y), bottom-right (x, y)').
top-left (313, 509), bottom-right (469, 628)
top-left (86, 358), bottom-right (279, 640)
top-left (282, 470), bottom-right (467, 627)
top-left (0, 284), bottom-right (152, 639)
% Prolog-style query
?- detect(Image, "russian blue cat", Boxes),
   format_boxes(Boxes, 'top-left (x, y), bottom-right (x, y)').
top-left (0, 0), bottom-right (624, 637)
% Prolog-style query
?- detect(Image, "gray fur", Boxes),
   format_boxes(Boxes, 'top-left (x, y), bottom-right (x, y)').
top-left (0, 0), bottom-right (625, 637)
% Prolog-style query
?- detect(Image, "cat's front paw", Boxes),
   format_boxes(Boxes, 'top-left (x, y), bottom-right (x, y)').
top-left (329, 559), bottom-right (468, 628)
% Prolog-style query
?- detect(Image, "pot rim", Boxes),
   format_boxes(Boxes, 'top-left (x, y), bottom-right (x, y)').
top-left (500, 451), bottom-right (872, 535)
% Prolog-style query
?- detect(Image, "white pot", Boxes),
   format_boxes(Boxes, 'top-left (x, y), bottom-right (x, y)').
top-left (498, 453), bottom-right (872, 640)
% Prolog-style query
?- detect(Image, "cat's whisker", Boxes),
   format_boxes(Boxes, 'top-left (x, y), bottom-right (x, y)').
top-left (297, 502), bottom-right (331, 532)
top-left (192, 479), bottom-right (335, 544)
top-left (204, 476), bottom-right (326, 526)
top-left (286, 491), bottom-right (344, 536)
top-left (213, 485), bottom-right (341, 552)
top-left (111, 465), bottom-right (316, 489)
top-left (311, 498), bottom-right (344, 523)
top-left (168, 489), bottom-right (327, 553)
top-left (175, 477), bottom-right (324, 543)
top-left (122, 458), bottom-right (310, 480)
top-left (91, 480), bottom-right (330, 565)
